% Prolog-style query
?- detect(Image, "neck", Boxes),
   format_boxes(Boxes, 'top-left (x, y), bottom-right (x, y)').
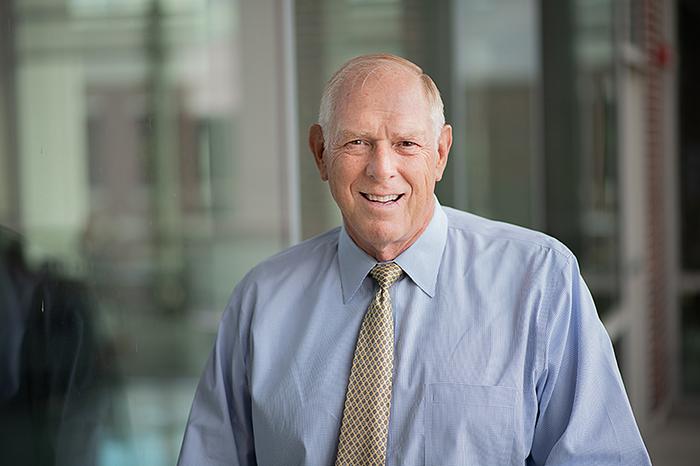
top-left (345, 203), bottom-right (435, 262)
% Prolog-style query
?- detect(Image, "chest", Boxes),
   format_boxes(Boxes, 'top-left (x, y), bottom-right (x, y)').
top-left (247, 280), bottom-right (541, 465)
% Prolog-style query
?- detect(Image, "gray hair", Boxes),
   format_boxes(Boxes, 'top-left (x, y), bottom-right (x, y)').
top-left (318, 54), bottom-right (445, 144)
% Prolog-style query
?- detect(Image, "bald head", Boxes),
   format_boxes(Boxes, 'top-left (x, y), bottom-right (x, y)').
top-left (318, 54), bottom-right (445, 144)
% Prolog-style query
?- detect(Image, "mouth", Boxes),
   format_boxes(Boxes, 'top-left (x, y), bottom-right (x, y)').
top-left (360, 192), bottom-right (404, 204)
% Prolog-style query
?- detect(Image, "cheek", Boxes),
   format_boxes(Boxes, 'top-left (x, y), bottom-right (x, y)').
top-left (329, 159), bottom-right (364, 189)
top-left (404, 159), bottom-right (438, 192)
top-left (327, 171), bottom-right (357, 205)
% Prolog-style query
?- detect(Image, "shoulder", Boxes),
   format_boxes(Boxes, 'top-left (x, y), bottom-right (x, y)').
top-left (236, 226), bottom-right (341, 293)
top-left (221, 227), bottom-right (342, 332)
top-left (442, 206), bottom-right (575, 266)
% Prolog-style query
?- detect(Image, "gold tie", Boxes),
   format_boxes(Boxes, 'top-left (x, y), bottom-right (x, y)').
top-left (335, 262), bottom-right (403, 466)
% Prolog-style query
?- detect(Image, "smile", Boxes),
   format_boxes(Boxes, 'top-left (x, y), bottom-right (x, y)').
top-left (360, 192), bottom-right (404, 203)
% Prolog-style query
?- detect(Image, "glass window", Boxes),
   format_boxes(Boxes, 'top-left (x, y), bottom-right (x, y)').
top-left (0, 0), bottom-right (635, 463)
top-left (444, 0), bottom-right (540, 229)
top-left (542, 0), bottom-right (620, 315)
top-left (0, 0), bottom-right (288, 464)
top-left (679, 0), bottom-right (700, 396)
top-left (681, 293), bottom-right (700, 394)
top-left (679, 0), bottom-right (700, 272)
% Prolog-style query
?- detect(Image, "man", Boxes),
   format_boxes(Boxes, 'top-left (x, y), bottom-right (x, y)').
top-left (178, 54), bottom-right (651, 465)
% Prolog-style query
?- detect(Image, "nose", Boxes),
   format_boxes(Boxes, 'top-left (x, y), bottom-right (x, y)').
top-left (366, 142), bottom-right (397, 181)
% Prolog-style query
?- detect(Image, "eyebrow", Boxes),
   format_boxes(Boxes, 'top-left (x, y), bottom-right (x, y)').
top-left (334, 129), bottom-right (427, 142)
top-left (391, 132), bottom-right (425, 141)
top-left (335, 130), bottom-right (372, 141)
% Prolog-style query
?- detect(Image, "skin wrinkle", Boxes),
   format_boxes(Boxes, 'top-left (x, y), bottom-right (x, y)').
top-left (331, 71), bottom-right (401, 147)
top-left (331, 72), bottom-right (439, 147)
top-left (358, 66), bottom-right (385, 95)
top-left (319, 55), bottom-right (444, 147)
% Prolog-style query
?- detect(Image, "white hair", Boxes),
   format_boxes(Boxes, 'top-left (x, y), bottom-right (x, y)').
top-left (318, 54), bottom-right (446, 144)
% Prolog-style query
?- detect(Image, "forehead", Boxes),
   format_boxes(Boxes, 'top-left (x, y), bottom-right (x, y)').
top-left (333, 69), bottom-right (432, 133)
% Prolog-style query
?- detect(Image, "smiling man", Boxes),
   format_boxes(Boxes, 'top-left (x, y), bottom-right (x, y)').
top-left (178, 54), bottom-right (651, 465)
top-left (308, 61), bottom-right (451, 262)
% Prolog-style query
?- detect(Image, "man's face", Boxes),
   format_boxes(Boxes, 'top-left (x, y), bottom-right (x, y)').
top-left (310, 69), bottom-right (451, 261)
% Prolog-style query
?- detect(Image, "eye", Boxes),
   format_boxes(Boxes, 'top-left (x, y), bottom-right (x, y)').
top-left (343, 139), bottom-right (370, 152)
top-left (344, 139), bottom-right (367, 148)
top-left (396, 140), bottom-right (421, 153)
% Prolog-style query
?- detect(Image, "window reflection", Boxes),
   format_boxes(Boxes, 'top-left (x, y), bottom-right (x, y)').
top-left (1, 0), bottom-right (284, 464)
top-left (0, 227), bottom-right (125, 466)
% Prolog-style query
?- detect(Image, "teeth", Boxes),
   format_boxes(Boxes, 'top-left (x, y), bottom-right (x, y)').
top-left (365, 193), bottom-right (400, 202)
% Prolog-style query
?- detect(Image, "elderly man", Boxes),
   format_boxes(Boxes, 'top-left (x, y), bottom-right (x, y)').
top-left (178, 54), bottom-right (651, 465)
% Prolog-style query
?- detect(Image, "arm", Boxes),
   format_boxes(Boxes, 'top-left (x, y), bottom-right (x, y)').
top-left (178, 287), bottom-right (256, 466)
top-left (529, 257), bottom-right (651, 465)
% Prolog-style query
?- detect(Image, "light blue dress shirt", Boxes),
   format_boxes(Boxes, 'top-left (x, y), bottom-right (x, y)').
top-left (178, 200), bottom-right (651, 465)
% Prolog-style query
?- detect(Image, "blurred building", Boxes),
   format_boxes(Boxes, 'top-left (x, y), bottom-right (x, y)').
top-left (0, 0), bottom-right (696, 464)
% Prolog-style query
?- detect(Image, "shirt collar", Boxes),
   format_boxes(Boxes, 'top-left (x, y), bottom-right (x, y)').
top-left (337, 196), bottom-right (448, 303)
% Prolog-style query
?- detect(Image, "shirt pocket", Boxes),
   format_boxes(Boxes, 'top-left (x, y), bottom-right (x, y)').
top-left (425, 383), bottom-right (515, 466)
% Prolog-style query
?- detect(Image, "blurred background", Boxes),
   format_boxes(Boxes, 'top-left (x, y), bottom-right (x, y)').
top-left (0, 0), bottom-right (697, 464)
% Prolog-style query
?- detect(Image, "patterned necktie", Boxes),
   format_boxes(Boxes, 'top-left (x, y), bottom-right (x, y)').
top-left (335, 262), bottom-right (403, 466)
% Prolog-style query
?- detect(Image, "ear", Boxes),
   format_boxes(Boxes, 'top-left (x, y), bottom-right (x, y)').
top-left (434, 124), bottom-right (452, 182)
top-left (309, 124), bottom-right (328, 181)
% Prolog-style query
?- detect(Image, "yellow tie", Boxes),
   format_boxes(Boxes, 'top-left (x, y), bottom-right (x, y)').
top-left (335, 262), bottom-right (403, 466)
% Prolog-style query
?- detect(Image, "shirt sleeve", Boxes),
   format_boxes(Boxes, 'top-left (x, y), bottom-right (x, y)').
top-left (529, 256), bottom-right (651, 465)
top-left (177, 284), bottom-right (256, 466)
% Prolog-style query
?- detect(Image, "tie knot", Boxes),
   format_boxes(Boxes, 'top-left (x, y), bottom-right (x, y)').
top-left (370, 262), bottom-right (403, 289)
